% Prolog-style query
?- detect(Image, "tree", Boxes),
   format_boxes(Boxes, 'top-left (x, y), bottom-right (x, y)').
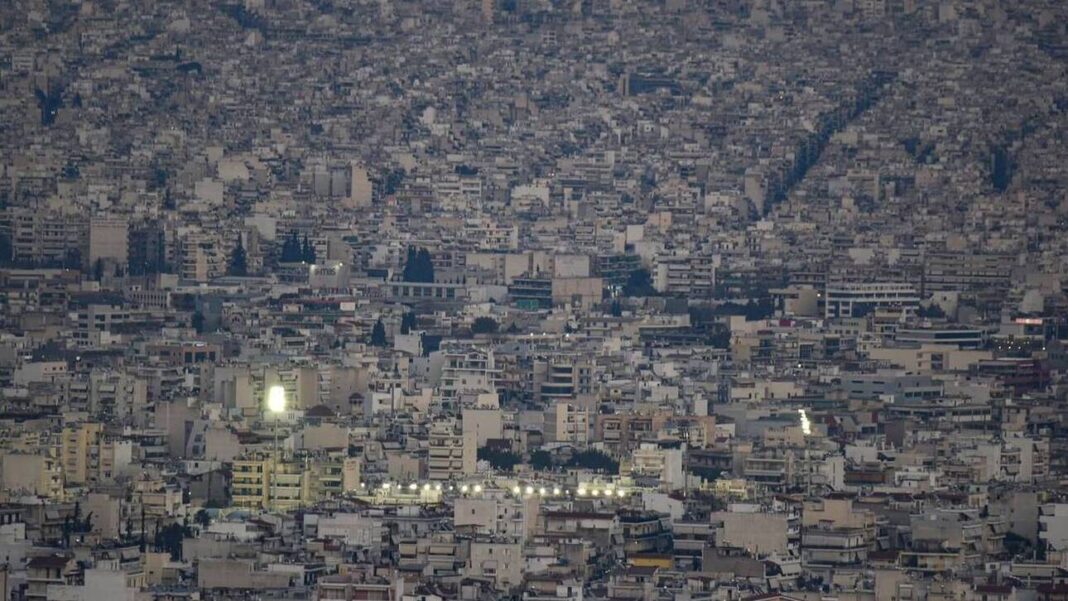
top-left (400, 312), bottom-right (417, 334)
top-left (370, 319), bottom-right (387, 347)
top-left (610, 300), bottom-right (623, 317)
top-left (280, 231), bottom-right (302, 262)
top-left (301, 235), bottom-right (316, 264)
top-left (228, 235), bottom-right (247, 276)
top-left (688, 466), bottom-right (723, 482)
top-left (530, 450), bottom-right (554, 471)
top-left (622, 268), bottom-right (657, 297)
top-left (567, 449), bottom-right (619, 473)
top-left (403, 247), bottom-right (435, 283)
top-left (478, 447), bottom-right (521, 471)
top-left (191, 311), bottom-right (205, 333)
top-left (415, 248), bottom-right (434, 282)
top-left (64, 248), bottom-right (82, 271)
top-left (382, 167), bottom-right (405, 196)
top-left (742, 298), bottom-right (774, 320)
top-left (420, 334), bottom-right (441, 356)
top-left (35, 86), bottom-right (63, 127)
top-left (402, 247), bottom-right (417, 281)
top-left (0, 231), bottom-right (13, 267)
top-left (156, 522), bottom-right (192, 560)
top-left (471, 317), bottom-right (499, 335)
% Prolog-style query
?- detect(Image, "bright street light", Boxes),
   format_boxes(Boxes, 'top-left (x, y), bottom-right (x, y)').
top-left (267, 385), bottom-right (287, 413)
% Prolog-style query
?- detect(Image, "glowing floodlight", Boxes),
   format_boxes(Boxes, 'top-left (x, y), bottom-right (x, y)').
top-left (267, 385), bottom-right (287, 413)
top-left (799, 409), bottom-right (812, 436)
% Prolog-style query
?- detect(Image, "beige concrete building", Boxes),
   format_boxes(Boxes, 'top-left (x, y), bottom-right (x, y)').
top-left (87, 216), bottom-right (128, 267)
top-left (60, 423), bottom-right (131, 487)
top-left (544, 401), bottom-right (591, 445)
top-left (711, 509), bottom-right (790, 556)
top-left (1, 453), bottom-right (63, 498)
top-left (467, 539), bottom-right (523, 590)
top-left (428, 418), bottom-right (477, 481)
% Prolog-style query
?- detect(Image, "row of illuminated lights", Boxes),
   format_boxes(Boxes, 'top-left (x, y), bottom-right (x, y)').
top-left (373, 482), bottom-right (628, 498)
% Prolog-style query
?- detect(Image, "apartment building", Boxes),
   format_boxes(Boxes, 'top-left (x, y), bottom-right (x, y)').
top-left (824, 282), bottom-right (919, 319)
top-left (427, 418), bottom-right (476, 481)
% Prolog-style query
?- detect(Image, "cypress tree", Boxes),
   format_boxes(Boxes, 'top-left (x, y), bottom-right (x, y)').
top-left (370, 319), bottom-right (387, 347)
top-left (229, 235), bottom-right (248, 276)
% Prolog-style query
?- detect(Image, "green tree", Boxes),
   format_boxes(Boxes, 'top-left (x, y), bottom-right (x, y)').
top-left (156, 522), bottom-right (192, 560)
top-left (64, 247), bottom-right (82, 271)
top-left (228, 235), bottom-right (248, 276)
top-left (415, 248), bottom-right (434, 282)
top-left (743, 298), bottom-right (774, 320)
top-left (400, 312), bottom-right (417, 334)
top-left (383, 167), bottom-right (405, 195)
top-left (370, 319), bottom-right (387, 347)
top-left (280, 231), bottom-right (302, 262)
top-left (301, 235), bottom-right (316, 264)
top-left (567, 449), bottom-right (619, 473)
top-left (530, 450), bottom-right (554, 471)
top-left (402, 247), bottom-right (417, 281)
top-left (421, 334), bottom-right (442, 356)
top-left (0, 231), bottom-right (11, 267)
top-left (471, 317), bottom-right (499, 335)
top-left (622, 268), bottom-right (657, 297)
top-left (403, 247), bottom-right (435, 283)
top-left (478, 447), bottom-right (521, 471)
top-left (688, 466), bottom-right (722, 481)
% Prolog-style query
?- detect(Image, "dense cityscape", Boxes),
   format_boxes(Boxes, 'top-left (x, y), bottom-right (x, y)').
top-left (1, 0), bottom-right (1068, 600)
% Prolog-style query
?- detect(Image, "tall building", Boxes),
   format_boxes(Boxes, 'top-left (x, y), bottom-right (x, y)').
top-left (545, 401), bottom-right (591, 445)
top-left (60, 423), bottom-right (131, 486)
top-left (127, 220), bottom-right (168, 275)
top-left (87, 216), bottom-right (128, 267)
top-left (427, 418), bottom-right (476, 481)
top-left (349, 162), bottom-right (373, 208)
top-left (2, 207), bottom-right (85, 267)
